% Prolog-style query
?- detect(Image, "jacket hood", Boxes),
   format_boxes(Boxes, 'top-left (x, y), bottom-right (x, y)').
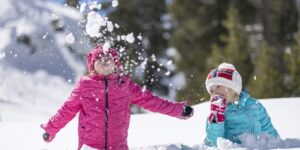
top-left (86, 45), bottom-right (122, 72)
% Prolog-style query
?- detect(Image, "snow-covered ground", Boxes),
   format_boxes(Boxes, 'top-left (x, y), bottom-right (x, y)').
top-left (1, 0), bottom-right (300, 150)
top-left (0, 94), bottom-right (300, 150)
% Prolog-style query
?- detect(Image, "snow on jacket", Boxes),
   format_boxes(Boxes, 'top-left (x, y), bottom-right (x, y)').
top-left (42, 46), bottom-right (187, 150)
top-left (205, 91), bottom-right (279, 146)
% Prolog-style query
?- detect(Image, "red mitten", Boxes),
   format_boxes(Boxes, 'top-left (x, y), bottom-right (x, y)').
top-left (207, 95), bottom-right (227, 123)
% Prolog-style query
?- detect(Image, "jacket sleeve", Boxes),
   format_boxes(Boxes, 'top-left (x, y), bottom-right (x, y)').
top-left (258, 102), bottom-right (279, 138)
top-left (204, 120), bottom-right (225, 146)
top-left (128, 79), bottom-right (185, 118)
top-left (41, 82), bottom-right (82, 135)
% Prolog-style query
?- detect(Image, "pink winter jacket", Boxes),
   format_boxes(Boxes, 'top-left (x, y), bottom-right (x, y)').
top-left (42, 46), bottom-right (187, 150)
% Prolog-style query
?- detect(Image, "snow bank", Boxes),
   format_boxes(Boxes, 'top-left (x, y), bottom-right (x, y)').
top-left (0, 0), bottom-right (90, 81)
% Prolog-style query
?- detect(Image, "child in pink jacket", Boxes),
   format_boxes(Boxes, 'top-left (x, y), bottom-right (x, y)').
top-left (41, 45), bottom-right (194, 150)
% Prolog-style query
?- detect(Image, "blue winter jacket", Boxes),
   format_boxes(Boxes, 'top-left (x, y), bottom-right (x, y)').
top-left (205, 91), bottom-right (279, 146)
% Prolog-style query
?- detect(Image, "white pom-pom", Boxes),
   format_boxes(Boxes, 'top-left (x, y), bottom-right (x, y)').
top-left (218, 62), bottom-right (236, 70)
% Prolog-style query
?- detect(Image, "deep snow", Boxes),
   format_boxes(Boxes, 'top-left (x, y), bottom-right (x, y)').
top-left (0, 92), bottom-right (300, 149)
top-left (1, 0), bottom-right (300, 149)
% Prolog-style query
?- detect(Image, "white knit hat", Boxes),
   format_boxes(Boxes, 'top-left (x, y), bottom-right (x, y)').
top-left (205, 63), bottom-right (242, 94)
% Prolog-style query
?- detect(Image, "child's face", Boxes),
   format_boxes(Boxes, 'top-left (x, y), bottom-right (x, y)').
top-left (209, 85), bottom-right (237, 103)
top-left (93, 56), bottom-right (116, 75)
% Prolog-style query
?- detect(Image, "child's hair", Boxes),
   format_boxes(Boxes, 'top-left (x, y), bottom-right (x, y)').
top-left (205, 63), bottom-right (242, 95)
top-left (228, 88), bottom-right (239, 101)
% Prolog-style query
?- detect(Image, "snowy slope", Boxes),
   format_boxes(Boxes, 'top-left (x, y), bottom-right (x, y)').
top-left (0, 63), bottom-right (73, 112)
top-left (0, 0), bottom-right (91, 81)
top-left (0, 97), bottom-right (300, 150)
top-left (0, 0), bottom-right (92, 111)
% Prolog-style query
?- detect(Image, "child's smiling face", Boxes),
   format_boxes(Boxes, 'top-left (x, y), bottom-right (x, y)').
top-left (93, 56), bottom-right (116, 75)
top-left (209, 85), bottom-right (238, 103)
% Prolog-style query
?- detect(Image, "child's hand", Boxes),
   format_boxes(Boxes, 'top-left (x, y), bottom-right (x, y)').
top-left (181, 105), bottom-right (194, 119)
top-left (42, 132), bottom-right (55, 142)
top-left (208, 95), bottom-right (227, 123)
top-left (40, 124), bottom-right (55, 142)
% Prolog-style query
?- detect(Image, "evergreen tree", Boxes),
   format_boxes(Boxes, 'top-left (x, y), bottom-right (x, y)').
top-left (259, 0), bottom-right (298, 47)
top-left (209, 6), bottom-right (253, 88)
top-left (108, 0), bottom-right (173, 96)
top-left (208, 44), bottom-right (225, 68)
top-left (249, 0), bottom-right (298, 98)
top-left (168, 0), bottom-right (257, 103)
top-left (65, 0), bottom-right (79, 7)
top-left (248, 42), bottom-right (285, 98)
top-left (285, 32), bottom-right (300, 96)
top-left (258, 0), bottom-right (298, 79)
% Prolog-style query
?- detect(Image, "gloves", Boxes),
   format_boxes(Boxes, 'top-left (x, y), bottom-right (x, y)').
top-left (42, 132), bottom-right (55, 142)
top-left (41, 124), bottom-right (55, 142)
top-left (207, 95), bottom-right (227, 124)
top-left (181, 105), bottom-right (194, 119)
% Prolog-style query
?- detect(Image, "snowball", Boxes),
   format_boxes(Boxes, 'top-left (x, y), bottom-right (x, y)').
top-left (141, 59), bottom-right (148, 69)
top-left (115, 23), bottom-right (120, 28)
top-left (86, 12), bottom-right (106, 37)
top-left (137, 34), bottom-right (143, 40)
top-left (107, 21), bottom-right (114, 32)
top-left (88, 1), bottom-right (102, 10)
top-left (126, 33), bottom-right (135, 43)
top-left (142, 85), bottom-right (146, 93)
top-left (65, 33), bottom-right (75, 44)
top-left (166, 60), bottom-right (172, 66)
top-left (151, 54), bottom-right (156, 62)
top-left (121, 35), bottom-right (126, 40)
top-left (79, 2), bottom-right (87, 13)
top-left (42, 32), bottom-right (48, 39)
top-left (150, 78), bottom-right (154, 83)
top-left (103, 41), bottom-right (111, 54)
top-left (119, 47), bottom-right (125, 53)
top-left (165, 71), bottom-right (170, 76)
top-left (112, 0), bottom-right (119, 7)
top-left (116, 35), bottom-right (121, 41)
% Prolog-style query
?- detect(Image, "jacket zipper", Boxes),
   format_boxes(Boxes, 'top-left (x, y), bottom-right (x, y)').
top-left (104, 77), bottom-right (109, 150)
top-left (237, 105), bottom-right (253, 133)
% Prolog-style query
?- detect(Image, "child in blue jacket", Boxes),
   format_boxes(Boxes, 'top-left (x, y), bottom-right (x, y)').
top-left (204, 62), bottom-right (279, 146)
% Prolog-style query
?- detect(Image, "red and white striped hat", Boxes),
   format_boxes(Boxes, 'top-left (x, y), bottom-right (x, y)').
top-left (205, 63), bottom-right (242, 94)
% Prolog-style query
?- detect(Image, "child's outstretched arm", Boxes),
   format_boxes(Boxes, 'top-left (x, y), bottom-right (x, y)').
top-left (258, 102), bottom-right (279, 138)
top-left (128, 79), bottom-right (193, 119)
top-left (41, 82), bottom-right (82, 142)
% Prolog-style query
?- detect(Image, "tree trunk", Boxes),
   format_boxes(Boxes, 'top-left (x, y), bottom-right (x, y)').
top-left (261, 0), bottom-right (274, 45)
